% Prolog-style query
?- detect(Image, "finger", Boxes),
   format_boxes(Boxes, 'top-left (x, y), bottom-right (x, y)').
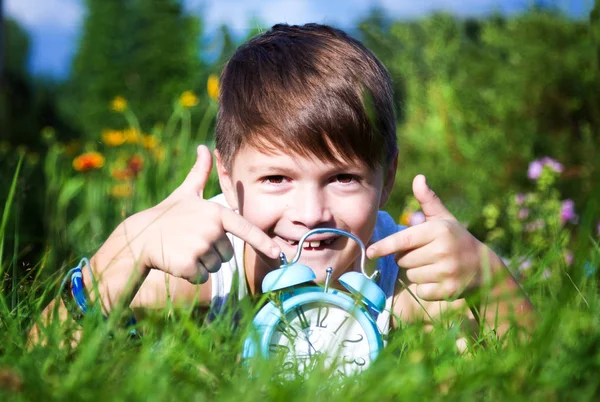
top-left (213, 234), bottom-right (235, 262)
top-left (192, 261), bottom-right (210, 284)
top-left (367, 223), bottom-right (436, 259)
top-left (177, 145), bottom-right (213, 197)
top-left (416, 281), bottom-right (462, 301)
top-left (395, 244), bottom-right (438, 269)
top-left (404, 264), bottom-right (439, 284)
top-left (412, 174), bottom-right (455, 221)
top-left (198, 248), bottom-right (224, 273)
top-left (220, 208), bottom-right (281, 259)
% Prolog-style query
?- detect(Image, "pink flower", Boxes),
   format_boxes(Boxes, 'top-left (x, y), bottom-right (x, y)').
top-left (560, 199), bottom-right (578, 225)
top-left (409, 211), bottom-right (425, 226)
top-left (518, 258), bottom-right (533, 272)
top-left (515, 193), bottom-right (526, 205)
top-left (527, 160), bottom-right (543, 180)
top-left (540, 157), bottom-right (564, 174)
top-left (527, 157), bottom-right (563, 180)
top-left (564, 250), bottom-right (573, 266)
top-left (525, 219), bottom-right (545, 232)
top-left (518, 208), bottom-right (529, 220)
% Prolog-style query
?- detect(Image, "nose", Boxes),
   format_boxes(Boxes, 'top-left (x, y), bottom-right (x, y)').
top-left (290, 185), bottom-right (333, 229)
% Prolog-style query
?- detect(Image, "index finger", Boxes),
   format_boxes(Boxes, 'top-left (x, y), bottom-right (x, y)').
top-left (367, 223), bottom-right (435, 259)
top-left (220, 208), bottom-right (281, 259)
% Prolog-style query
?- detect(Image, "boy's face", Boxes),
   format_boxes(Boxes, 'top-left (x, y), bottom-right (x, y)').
top-left (216, 144), bottom-right (397, 286)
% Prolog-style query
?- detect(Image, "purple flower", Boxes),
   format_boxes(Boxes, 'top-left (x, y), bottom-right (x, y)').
top-left (540, 157), bottom-right (564, 174)
top-left (564, 250), bottom-right (573, 266)
top-left (597, 221), bottom-right (600, 236)
top-left (518, 208), bottom-right (529, 220)
top-left (515, 193), bottom-right (526, 205)
top-left (525, 219), bottom-right (545, 232)
top-left (560, 199), bottom-right (578, 225)
top-left (518, 258), bottom-right (533, 272)
top-left (527, 157), bottom-right (563, 180)
top-left (409, 211), bottom-right (425, 226)
top-left (527, 160), bottom-right (543, 180)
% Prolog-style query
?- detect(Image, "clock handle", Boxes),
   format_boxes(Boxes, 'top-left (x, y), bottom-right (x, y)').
top-left (288, 228), bottom-right (378, 280)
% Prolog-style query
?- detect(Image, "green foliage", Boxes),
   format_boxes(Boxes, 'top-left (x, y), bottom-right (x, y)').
top-left (63, 0), bottom-right (205, 137)
top-left (359, 11), bottom-right (600, 222)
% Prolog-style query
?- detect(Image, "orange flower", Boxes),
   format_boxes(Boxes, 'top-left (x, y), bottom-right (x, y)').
top-left (111, 96), bottom-right (128, 112)
top-left (128, 154), bottom-right (144, 175)
top-left (207, 74), bottom-right (219, 101)
top-left (111, 168), bottom-right (133, 180)
top-left (179, 91), bottom-right (199, 108)
top-left (110, 183), bottom-right (133, 198)
top-left (73, 152), bottom-right (105, 172)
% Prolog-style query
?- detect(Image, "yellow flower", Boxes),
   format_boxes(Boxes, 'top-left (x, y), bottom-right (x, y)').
top-left (102, 129), bottom-right (126, 146)
top-left (152, 146), bottom-right (166, 161)
top-left (399, 211), bottom-right (411, 226)
top-left (123, 128), bottom-right (140, 144)
top-left (73, 152), bottom-right (105, 172)
top-left (110, 183), bottom-right (133, 198)
top-left (111, 96), bottom-right (128, 112)
top-left (142, 135), bottom-right (159, 150)
top-left (207, 74), bottom-right (219, 101)
top-left (179, 91), bottom-right (199, 108)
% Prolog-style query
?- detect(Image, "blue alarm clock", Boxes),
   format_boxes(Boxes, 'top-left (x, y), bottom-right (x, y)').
top-left (242, 228), bottom-right (386, 376)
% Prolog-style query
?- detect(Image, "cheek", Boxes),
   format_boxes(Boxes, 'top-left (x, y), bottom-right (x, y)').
top-left (334, 191), bottom-right (380, 242)
top-left (238, 190), bottom-right (285, 232)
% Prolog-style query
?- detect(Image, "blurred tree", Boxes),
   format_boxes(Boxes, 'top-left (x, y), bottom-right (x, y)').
top-left (359, 11), bottom-right (600, 226)
top-left (64, 0), bottom-right (204, 137)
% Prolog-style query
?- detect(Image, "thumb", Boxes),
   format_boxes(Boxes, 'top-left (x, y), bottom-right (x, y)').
top-left (412, 174), bottom-right (455, 221)
top-left (178, 145), bottom-right (213, 197)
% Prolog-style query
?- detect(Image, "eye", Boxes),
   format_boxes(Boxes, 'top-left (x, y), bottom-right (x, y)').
top-left (262, 175), bottom-right (287, 184)
top-left (333, 174), bottom-right (358, 184)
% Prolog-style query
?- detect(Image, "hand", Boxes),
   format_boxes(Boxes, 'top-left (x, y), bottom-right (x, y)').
top-left (367, 174), bottom-right (489, 301)
top-left (116, 145), bottom-right (281, 284)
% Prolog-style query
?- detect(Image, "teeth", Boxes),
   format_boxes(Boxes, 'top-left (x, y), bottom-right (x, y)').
top-left (284, 237), bottom-right (337, 247)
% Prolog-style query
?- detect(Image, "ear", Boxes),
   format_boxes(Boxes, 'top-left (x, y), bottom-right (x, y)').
top-left (214, 150), bottom-right (239, 210)
top-left (379, 150), bottom-right (398, 208)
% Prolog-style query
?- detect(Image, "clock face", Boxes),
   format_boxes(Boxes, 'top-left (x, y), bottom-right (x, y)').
top-left (268, 302), bottom-right (372, 377)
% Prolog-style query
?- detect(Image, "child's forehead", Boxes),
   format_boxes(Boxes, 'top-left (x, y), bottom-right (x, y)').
top-left (232, 143), bottom-right (371, 172)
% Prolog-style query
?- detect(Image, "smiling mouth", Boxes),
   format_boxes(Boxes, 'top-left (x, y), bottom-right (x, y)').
top-left (280, 236), bottom-right (339, 251)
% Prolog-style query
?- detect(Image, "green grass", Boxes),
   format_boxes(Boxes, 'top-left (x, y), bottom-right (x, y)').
top-left (2, 100), bottom-right (600, 401)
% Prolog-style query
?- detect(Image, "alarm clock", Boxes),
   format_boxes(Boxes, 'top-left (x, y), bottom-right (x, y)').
top-left (242, 228), bottom-right (386, 377)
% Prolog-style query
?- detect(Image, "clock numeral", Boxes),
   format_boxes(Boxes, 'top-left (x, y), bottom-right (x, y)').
top-left (269, 344), bottom-right (290, 354)
top-left (341, 334), bottom-right (364, 347)
top-left (276, 322), bottom-right (298, 339)
top-left (333, 316), bottom-right (350, 335)
top-left (343, 356), bottom-right (366, 366)
top-left (316, 306), bottom-right (329, 328)
top-left (295, 307), bottom-right (310, 329)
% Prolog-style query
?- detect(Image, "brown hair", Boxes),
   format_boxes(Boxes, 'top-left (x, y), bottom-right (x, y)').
top-left (215, 23), bottom-right (397, 171)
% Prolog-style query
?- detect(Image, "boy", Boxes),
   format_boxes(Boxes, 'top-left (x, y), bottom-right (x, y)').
top-left (32, 23), bottom-right (533, 345)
